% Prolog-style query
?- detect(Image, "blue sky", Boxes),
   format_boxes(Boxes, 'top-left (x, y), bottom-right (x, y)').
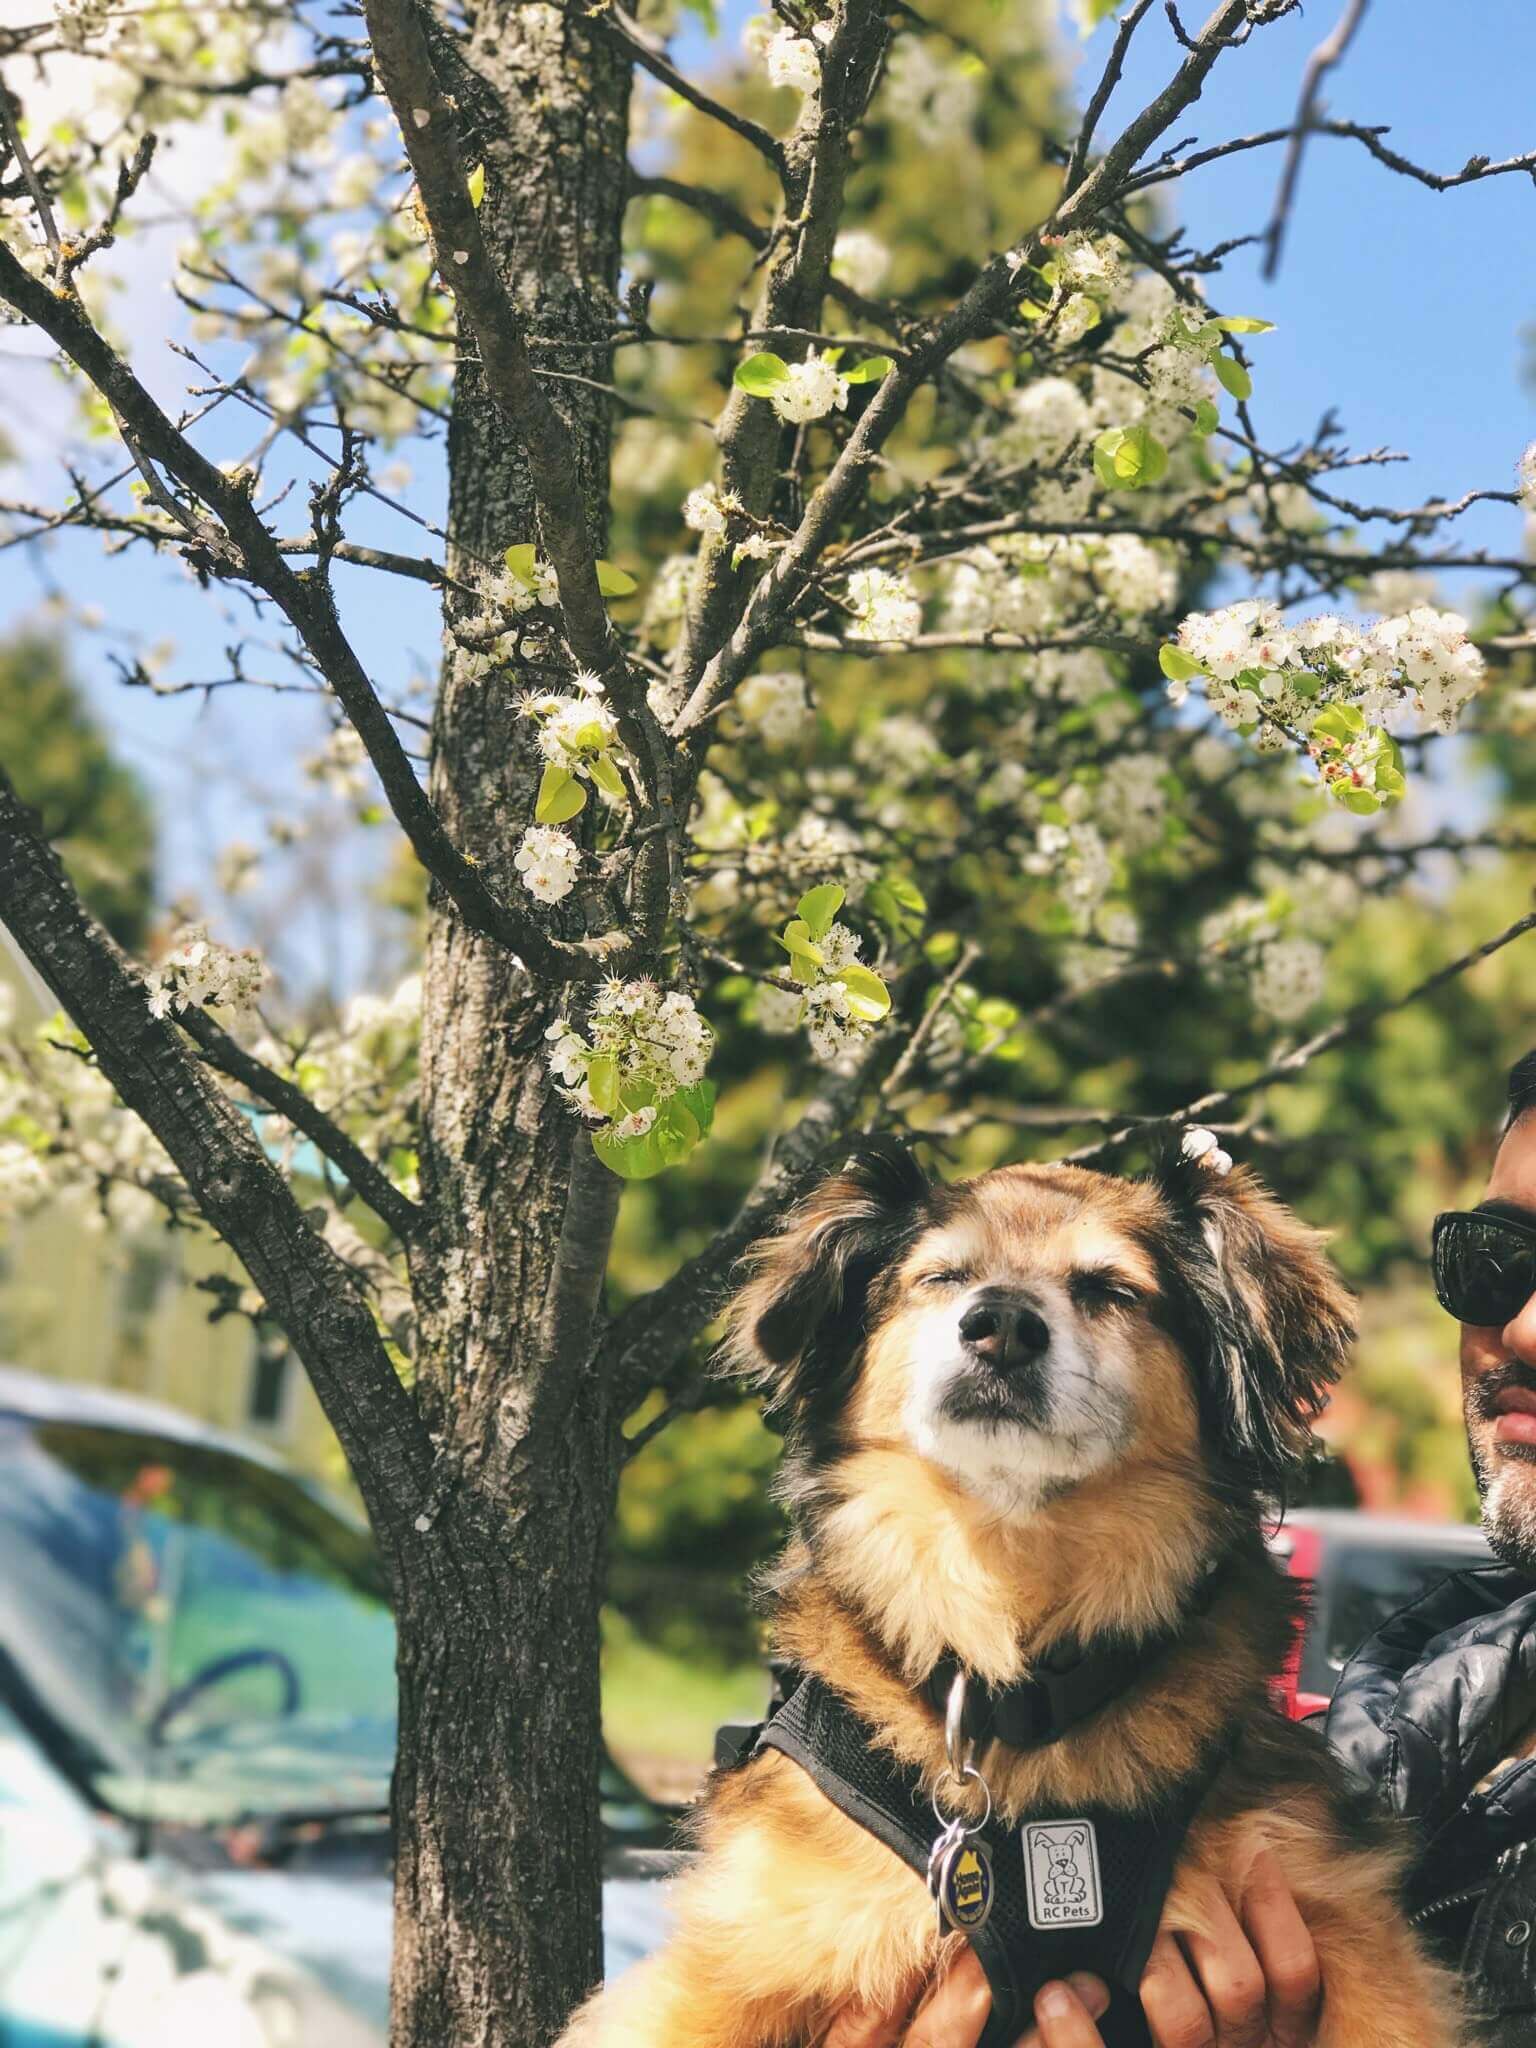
top-left (1, 0), bottom-right (1531, 987)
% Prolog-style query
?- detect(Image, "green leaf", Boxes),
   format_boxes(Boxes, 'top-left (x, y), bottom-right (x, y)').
top-left (836, 964), bottom-right (892, 1020)
top-left (1336, 787), bottom-right (1382, 815)
top-left (843, 355), bottom-right (894, 385)
top-left (733, 352), bottom-right (792, 397)
top-left (654, 1094), bottom-right (702, 1165)
top-left (1191, 398), bottom-right (1219, 437)
top-left (535, 761), bottom-right (586, 824)
top-left (596, 559), bottom-right (638, 597)
top-left (1092, 425), bottom-right (1168, 491)
top-left (467, 162), bottom-right (485, 209)
top-left (1212, 315), bottom-right (1274, 335)
top-left (1212, 353), bottom-right (1252, 401)
top-left (592, 1125), bottom-right (663, 1180)
top-left (796, 883), bottom-right (845, 940)
top-left (504, 542), bottom-right (538, 584)
top-left (587, 1054), bottom-right (620, 1116)
top-left (1310, 703), bottom-right (1365, 744)
top-left (1159, 644), bottom-right (1202, 682)
top-left (588, 751), bottom-right (628, 805)
top-left (868, 871), bottom-right (926, 939)
top-left (677, 1080), bottom-right (716, 1138)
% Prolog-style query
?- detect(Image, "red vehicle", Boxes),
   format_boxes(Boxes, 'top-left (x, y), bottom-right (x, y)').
top-left (1266, 1508), bottom-right (1494, 1718)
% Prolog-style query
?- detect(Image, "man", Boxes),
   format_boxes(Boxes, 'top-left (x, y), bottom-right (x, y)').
top-left (830, 1051), bottom-right (1536, 2047)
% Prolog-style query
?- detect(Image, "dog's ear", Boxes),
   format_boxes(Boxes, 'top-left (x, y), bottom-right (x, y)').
top-left (722, 1135), bottom-right (931, 1435)
top-left (1147, 1139), bottom-right (1356, 1486)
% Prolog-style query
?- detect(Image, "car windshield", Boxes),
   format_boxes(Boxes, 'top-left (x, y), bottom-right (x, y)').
top-left (0, 1412), bottom-right (397, 1826)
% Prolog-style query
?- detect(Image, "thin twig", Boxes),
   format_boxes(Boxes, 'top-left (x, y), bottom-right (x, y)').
top-left (1262, 0), bottom-right (1370, 280)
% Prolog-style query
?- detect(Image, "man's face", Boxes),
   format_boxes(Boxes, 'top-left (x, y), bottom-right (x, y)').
top-left (1462, 1114), bottom-right (1536, 1570)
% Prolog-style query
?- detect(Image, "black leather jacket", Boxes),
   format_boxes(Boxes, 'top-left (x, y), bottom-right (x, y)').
top-left (1326, 1564), bottom-right (1536, 2045)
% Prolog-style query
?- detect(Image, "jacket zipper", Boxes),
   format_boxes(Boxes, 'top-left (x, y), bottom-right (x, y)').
top-left (1409, 1839), bottom-right (1530, 1928)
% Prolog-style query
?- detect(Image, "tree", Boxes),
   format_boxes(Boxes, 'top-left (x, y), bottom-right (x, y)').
top-left (2, 3), bottom-right (1535, 2044)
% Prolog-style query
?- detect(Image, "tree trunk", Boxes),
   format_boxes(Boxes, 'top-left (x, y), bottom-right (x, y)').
top-left (389, 9), bottom-right (632, 2046)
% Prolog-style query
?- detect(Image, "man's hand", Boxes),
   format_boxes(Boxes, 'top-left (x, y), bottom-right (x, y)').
top-left (1029, 1848), bottom-right (1323, 2048)
top-left (821, 1948), bottom-right (1109, 2047)
top-left (823, 1851), bottom-right (1320, 2048)
top-left (1137, 1850), bottom-right (1323, 2048)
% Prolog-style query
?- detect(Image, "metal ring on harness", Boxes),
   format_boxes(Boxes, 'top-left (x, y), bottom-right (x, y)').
top-left (931, 1761), bottom-right (994, 1835)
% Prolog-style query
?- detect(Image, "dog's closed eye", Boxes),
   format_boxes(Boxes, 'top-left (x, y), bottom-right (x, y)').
top-left (915, 1266), bottom-right (973, 1291)
top-left (1068, 1267), bottom-right (1145, 1315)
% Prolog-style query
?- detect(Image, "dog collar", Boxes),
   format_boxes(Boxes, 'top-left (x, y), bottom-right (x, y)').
top-left (920, 1559), bottom-right (1226, 1752)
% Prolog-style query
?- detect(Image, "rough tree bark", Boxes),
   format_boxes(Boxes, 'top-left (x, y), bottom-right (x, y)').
top-left (389, 9), bottom-right (633, 2047)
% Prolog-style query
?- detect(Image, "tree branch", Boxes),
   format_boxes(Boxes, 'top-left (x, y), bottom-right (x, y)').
top-left (177, 1005), bottom-right (424, 1241)
top-left (1065, 905), bottom-right (1536, 1166)
top-left (1260, 0), bottom-right (1370, 279)
top-left (0, 765), bottom-right (436, 1558)
top-left (0, 237), bottom-right (646, 983)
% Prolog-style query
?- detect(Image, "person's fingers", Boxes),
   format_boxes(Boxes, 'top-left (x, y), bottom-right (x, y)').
top-left (1026, 1975), bottom-right (1113, 2047)
top-left (820, 1972), bottom-right (926, 2048)
top-left (903, 1947), bottom-right (994, 2048)
top-left (1177, 1889), bottom-right (1270, 2048)
top-left (1139, 1931), bottom-right (1217, 2048)
top-left (1240, 1849), bottom-right (1322, 2048)
top-left (1013, 1973), bottom-right (1112, 2046)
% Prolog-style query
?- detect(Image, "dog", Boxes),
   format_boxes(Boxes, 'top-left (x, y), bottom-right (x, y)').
top-left (561, 1138), bottom-right (1469, 2047)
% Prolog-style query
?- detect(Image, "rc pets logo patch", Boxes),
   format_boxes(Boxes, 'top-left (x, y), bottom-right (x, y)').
top-left (1022, 1821), bottom-right (1104, 1931)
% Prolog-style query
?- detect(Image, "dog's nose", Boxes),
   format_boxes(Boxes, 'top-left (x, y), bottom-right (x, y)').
top-left (958, 1291), bottom-right (1050, 1372)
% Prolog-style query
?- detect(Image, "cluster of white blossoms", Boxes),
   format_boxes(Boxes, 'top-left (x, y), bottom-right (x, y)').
top-left (760, 19), bottom-right (831, 97)
top-left (1249, 935), bottom-right (1328, 1023)
top-left (736, 670), bottom-right (813, 746)
top-left (0, 1005), bottom-right (178, 1233)
top-left (831, 229), bottom-right (890, 299)
top-left (769, 349), bottom-right (850, 425)
top-left (683, 483), bottom-right (729, 538)
top-left (1199, 900), bottom-right (1328, 1025)
top-left (145, 925), bottom-right (265, 1021)
top-left (1025, 821), bottom-right (1114, 932)
top-left (455, 554), bottom-right (560, 680)
top-left (787, 922), bottom-right (885, 1068)
top-left (844, 566), bottom-right (922, 642)
top-left (544, 980), bottom-right (713, 1134)
top-left (515, 825), bottom-right (582, 905)
top-left (881, 37), bottom-right (980, 149)
top-left (519, 683), bottom-right (627, 803)
top-left (1166, 599), bottom-right (1486, 804)
top-left (1518, 442), bottom-right (1536, 515)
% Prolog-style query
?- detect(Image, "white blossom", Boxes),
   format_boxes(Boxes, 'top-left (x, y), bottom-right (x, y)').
top-left (831, 230), bottom-right (890, 298)
top-left (1518, 441), bottom-right (1536, 513)
top-left (1002, 376), bottom-right (1090, 464)
top-left (145, 925), bottom-right (264, 1021)
top-left (514, 825), bottom-right (582, 905)
top-left (683, 483), bottom-right (728, 537)
top-left (770, 349), bottom-right (849, 425)
top-left (882, 38), bottom-right (979, 148)
top-left (844, 566), bottom-right (922, 642)
top-left (737, 670), bottom-right (812, 745)
top-left (1250, 936), bottom-right (1326, 1023)
top-left (764, 25), bottom-right (823, 96)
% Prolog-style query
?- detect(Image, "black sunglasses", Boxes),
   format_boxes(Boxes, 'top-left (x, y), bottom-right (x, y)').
top-left (1432, 1210), bottom-right (1536, 1327)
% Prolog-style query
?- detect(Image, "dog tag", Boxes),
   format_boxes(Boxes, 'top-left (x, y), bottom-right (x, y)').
top-left (934, 1835), bottom-right (994, 1933)
top-left (1022, 1819), bottom-right (1103, 1931)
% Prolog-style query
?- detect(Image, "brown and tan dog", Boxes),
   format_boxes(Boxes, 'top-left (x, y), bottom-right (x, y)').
top-left (562, 1139), bottom-right (1468, 2048)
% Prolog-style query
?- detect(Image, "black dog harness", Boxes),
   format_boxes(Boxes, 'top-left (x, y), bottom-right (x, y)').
top-left (735, 1652), bottom-right (1227, 2048)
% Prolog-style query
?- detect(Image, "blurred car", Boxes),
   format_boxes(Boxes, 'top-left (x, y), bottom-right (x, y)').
top-left (0, 1364), bottom-right (674, 2048)
top-left (1267, 1506), bottom-right (1494, 1718)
